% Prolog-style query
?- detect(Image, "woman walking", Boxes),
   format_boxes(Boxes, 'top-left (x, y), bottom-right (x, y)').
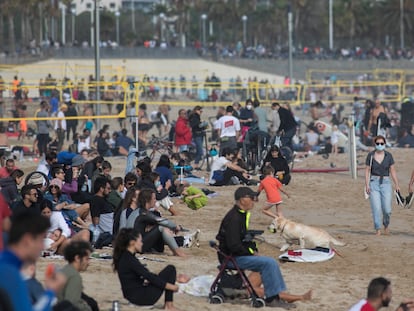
top-left (365, 135), bottom-right (401, 236)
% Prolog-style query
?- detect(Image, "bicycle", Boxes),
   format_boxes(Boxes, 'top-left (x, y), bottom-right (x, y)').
top-left (147, 135), bottom-right (174, 160)
top-left (241, 126), bottom-right (270, 174)
top-left (147, 134), bottom-right (214, 171)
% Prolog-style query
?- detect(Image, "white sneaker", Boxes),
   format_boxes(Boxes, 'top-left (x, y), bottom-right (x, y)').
top-left (184, 229), bottom-right (201, 248)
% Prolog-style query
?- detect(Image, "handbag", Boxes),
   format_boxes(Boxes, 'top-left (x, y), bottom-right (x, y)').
top-left (364, 155), bottom-right (373, 200)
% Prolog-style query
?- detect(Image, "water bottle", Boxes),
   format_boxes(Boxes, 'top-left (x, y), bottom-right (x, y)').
top-left (112, 300), bottom-right (120, 311)
top-left (90, 225), bottom-right (100, 244)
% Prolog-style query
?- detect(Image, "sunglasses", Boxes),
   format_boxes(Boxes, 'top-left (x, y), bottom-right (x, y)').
top-left (49, 185), bottom-right (60, 189)
top-left (127, 182), bottom-right (136, 186)
top-left (375, 142), bottom-right (385, 146)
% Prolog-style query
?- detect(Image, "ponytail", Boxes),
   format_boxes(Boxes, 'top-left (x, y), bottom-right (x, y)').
top-left (112, 228), bottom-right (139, 272)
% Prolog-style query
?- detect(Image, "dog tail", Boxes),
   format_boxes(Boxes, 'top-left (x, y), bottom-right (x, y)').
top-left (330, 237), bottom-right (346, 247)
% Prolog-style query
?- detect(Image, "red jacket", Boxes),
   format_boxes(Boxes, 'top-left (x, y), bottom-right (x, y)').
top-left (175, 116), bottom-right (192, 146)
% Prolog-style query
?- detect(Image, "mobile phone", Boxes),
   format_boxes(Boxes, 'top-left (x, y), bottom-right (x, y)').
top-left (399, 303), bottom-right (409, 311)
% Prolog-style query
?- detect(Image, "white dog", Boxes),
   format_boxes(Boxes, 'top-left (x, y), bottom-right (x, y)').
top-left (272, 216), bottom-right (346, 252)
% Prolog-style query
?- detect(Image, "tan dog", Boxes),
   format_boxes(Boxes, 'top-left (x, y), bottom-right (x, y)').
top-left (272, 216), bottom-right (346, 251)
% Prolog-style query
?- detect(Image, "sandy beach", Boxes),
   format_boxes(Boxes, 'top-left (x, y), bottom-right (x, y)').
top-left (3, 58), bottom-right (413, 310)
top-left (23, 146), bottom-right (412, 311)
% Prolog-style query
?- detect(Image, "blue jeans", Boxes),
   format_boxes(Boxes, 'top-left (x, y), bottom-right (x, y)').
top-left (281, 127), bottom-right (296, 151)
top-left (178, 145), bottom-right (189, 152)
top-left (369, 176), bottom-right (392, 230)
top-left (194, 136), bottom-right (204, 165)
top-left (234, 256), bottom-right (286, 298)
top-left (125, 147), bottom-right (138, 175)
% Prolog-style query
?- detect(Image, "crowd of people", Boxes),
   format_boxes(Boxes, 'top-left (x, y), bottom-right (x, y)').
top-left (0, 79), bottom-right (414, 310)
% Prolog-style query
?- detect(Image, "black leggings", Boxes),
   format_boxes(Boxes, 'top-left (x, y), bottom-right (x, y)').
top-left (130, 265), bottom-right (176, 306)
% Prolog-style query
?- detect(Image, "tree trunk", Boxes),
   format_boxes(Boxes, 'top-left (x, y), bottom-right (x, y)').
top-left (8, 15), bottom-right (16, 54)
top-left (21, 12), bottom-right (26, 47)
top-left (26, 15), bottom-right (33, 43)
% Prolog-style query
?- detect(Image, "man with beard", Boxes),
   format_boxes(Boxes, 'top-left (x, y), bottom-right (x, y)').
top-left (348, 277), bottom-right (414, 311)
top-left (90, 177), bottom-right (113, 248)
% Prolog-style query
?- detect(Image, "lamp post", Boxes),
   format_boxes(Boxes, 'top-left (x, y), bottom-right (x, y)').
top-left (242, 15), bottom-right (247, 44)
top-left (94, 0), bottom-right (101, 130)
top-left (115, 11), bottom-right (120, 45)
top-left (288, 4), bottom-right (293, 85)
top-left (61, 5), bottom-right (66, 45)
top-left (201, 14), bottom-right (207, 46)
top-left (131, 0), bottom-right (136, 34)
top-left (400, 0), bottom-right (404, 50)
top-left (329, 0), bottom-right (333, 50)
top-left (71, 8), bottom-right (76, 44)
top-left (159, 13), bottom-right (165, 42)
top-left (90, 8), bottom-right (94, 47)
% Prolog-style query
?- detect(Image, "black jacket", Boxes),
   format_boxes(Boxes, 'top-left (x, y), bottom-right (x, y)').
top-left (0, 177), bottom-right (19, 206)
top-left (278, 107), bottom-right (297, 132)
top-left (216, 205), bottom-right (257, 259)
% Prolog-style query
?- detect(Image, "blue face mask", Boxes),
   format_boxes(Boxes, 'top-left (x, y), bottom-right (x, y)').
top-left (375, 144), bottom-right (385, 151)
top-left (154, 181), bottom-right (161, 188)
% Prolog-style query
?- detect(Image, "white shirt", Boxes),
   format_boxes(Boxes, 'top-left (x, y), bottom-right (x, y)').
top-left (209, 156), bottom-right (230, 183)
top-left (49, 211), bottom-right (72, 238)
top-left (305, 131), bottom-right (319, 146)
top-left (215, 115), bottom-right (240, 138)
top-left (348, 299), bottom-right (367, 311)
top-left (331, 130), bottom-right (339, 145)
top-left (54, 110), bottom-right (67, 130)
top-left (36, 159), bottom-right (50, 176)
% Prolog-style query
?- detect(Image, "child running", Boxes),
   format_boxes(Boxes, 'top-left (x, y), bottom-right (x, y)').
top-left (256, 165), bottom-right (290, 219)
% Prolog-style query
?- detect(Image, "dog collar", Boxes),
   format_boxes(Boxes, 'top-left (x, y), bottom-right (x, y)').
top-left (280, 222), bottom-right (287, 235)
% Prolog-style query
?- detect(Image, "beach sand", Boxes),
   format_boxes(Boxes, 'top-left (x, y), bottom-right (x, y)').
top-left (26, 147), bottom-right (413, 311)
top-left (5, 58), bottom-right (413, 310)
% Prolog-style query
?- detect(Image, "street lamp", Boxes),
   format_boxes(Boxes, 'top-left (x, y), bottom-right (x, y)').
top-left (71, 8), bottom-right (76, 44)
top-left (131, 0), bottom-right (136, 34)
top-left (61, 5), bottom-right (66, 45)
top-left (159, 13), bottom-right (165, 42)
top-left (329, 0), bottom-right (333, 50)
top-left (90, 8), bottom-right (94, 47)
top-left (201, 14), bottom-right (207, 46)
top-left (242, 15), bottom-right (248, 44)
top-left (288, 4), bottom-right (293, 84)
top-left (400, 0), bottom-right (404, 50)
top-left (115, 11), bottom-right (120, 45)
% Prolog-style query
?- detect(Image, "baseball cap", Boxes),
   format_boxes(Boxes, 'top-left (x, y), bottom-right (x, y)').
top-left (234, 187), bottom-right (257, 200)
top-left (72, 155), bottom-right (86, 167)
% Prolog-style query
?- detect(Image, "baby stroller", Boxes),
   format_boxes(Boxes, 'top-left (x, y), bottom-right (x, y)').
top-left (208, 232), bottom-right (266, 308)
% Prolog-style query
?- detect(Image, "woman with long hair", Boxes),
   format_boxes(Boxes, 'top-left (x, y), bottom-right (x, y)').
top-left (134, 188), bottom-right (186, 257)
top-left (260, 145), bottom-right (291, 185)
top-left (118, 187), bottom-right (140, 230)
top-left (365, 135), bottom-right (401, 236)
top-left (44, 178), bottom-right (89, 229)
top-left (112, 228), bottom-right (181, 310)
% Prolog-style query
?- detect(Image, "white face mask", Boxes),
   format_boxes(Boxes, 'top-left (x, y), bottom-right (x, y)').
top-left (246, 105), bottom-right (252, 110)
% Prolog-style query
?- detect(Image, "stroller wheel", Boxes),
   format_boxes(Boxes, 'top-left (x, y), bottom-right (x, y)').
top-left (251, 298), bottom-right (265, 308)
top-left (209, 294), bottom-right (224, 304)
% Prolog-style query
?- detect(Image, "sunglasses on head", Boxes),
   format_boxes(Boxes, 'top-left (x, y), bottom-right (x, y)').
top-left (375, 142), bottom-right (385, 146)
